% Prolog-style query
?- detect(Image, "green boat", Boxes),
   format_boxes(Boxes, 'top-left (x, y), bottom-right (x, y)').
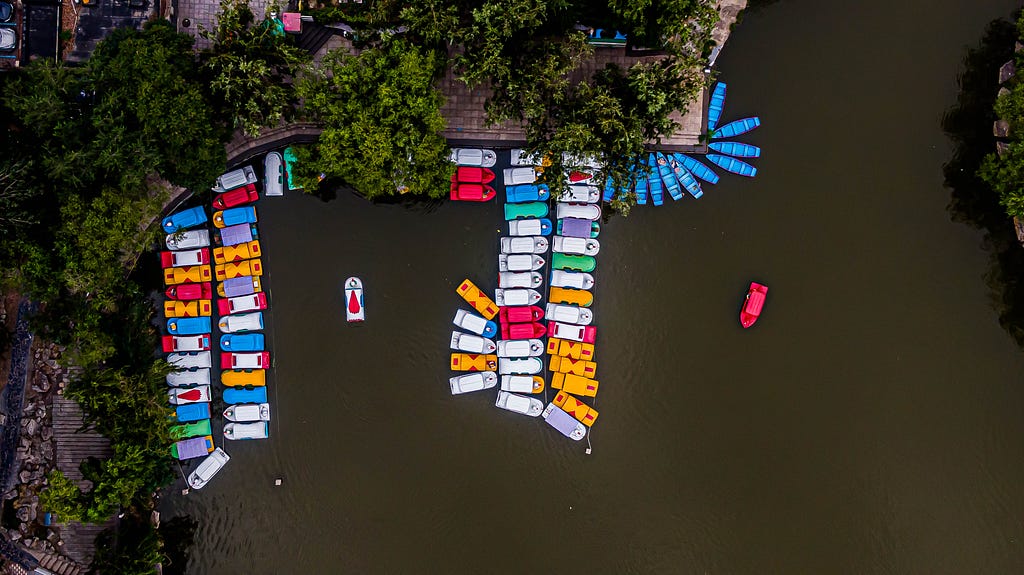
top-left (284, 147), bottom-right (302, 191)
top-left (552, 252), bottom-right (596, 272)
top-left (171, 418), bottom-right (212, 440)
top-left (504, 201), bottom-right (549, 221)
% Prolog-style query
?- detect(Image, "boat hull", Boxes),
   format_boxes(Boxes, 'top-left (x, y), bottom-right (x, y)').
top-left (345, 277), bottom-right (365, 322)
top-left (740, 282), bottom-right (768, 328)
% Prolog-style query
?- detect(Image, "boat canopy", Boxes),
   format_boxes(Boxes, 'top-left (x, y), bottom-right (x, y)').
top-left (746, 290), bottom-right (766, 315)
top-left (175, 436), bottom-right (213, 460)
top-left (220, 223), bottom-right (254, 247)
top-left (544, 405), bottom-right (585, 440)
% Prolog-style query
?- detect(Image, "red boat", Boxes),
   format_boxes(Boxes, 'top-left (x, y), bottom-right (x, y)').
top-left (740, 282), bottom-right (768, 328)
top-left (449, 183), bottom-right (496, 202)
top-left (450, 166), bottom-right (495, 185)
top-left (499, 305), bottom-right (544, 324)
top-left (166, 282), bottom-right (212, 301)
top-left (500, 322), bottom-right (546, 340)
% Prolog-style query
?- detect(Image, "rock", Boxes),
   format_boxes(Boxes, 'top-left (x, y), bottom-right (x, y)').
top-left (999, 141), bottom-right (1011, 158)
top-left (9, 530), bottom-right (20, 541)
top-left (24, 419), bottom-right (37, 436)
top-left (1000, 60), bottom-right (1016, 84)
top-left (1017, 41), bottom-right (1023, 53)
top-left (18, 470), bottom-right (31, 484)
top-left (16, 505), bottom-right (31, 522)
top-left (999, 87), bottom-right (1011, 99)
top-left (31, 379), bottom-right (50, 394)
top-left (41, 426), bottom-right (52, 443)
top-left (994, 119), bottom-right (1010, 138)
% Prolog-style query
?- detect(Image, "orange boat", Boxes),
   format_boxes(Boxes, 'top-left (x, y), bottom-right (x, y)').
top-left (548, 286), bottom-right (593, 307)
top-left (549, 356), bottom-right (597, 378)
top-left (551, 373), bottom-right (599, 397)
top-left (552, 390), bottom-right (598, 426)
top-left (546, 338), bottom-right (595, 361)
top-left (456, 279), bottom-right (499, 319)
top-left (164, 300), bottom-right (212, 318)
top-left (450, 353), bottom-right (498, 372)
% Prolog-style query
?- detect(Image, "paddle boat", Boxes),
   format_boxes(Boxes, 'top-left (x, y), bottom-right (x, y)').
top-left (548, 322), bottom-right (596, 343)
top-left (264, 151), bottom-right (284, 196)
top-left (510, 149), bottom-right (545, 167)
top-left (213, 240), bottom-right (262, 264)
top-left (212, 184), bottom-right (258, 209)
top-left (556, 202), bottom-right (601, 221)
top-left (674, 153), bottom-right (720, 184)
top-left (218, 276), bottom-right (262, 298)
top-left (740, 282), bottom-right (768, 328)
top-left (602, 177), bottom-right (618, 203)
top-left (548, 287), bottom-right (593, 307)
top-left (219, 333), bottom-right (265, 352)
top-left (225, 421), bottom-right (269, 440)
top-left (166, 367), bottom-right (211, 387)
top-left (552, 389), bottom-right (599, 426)
top-left (551, 253), bottom-right (596, 273)
top-left (542, 403), bottom-right (587, 441)
top-left (166, 282), bottom-right (212, 301)
top-left (557, 218), bottom-right (600, 239)
top-left (708, 141), bottom-right (761, 158)
top-left (562, 152), bottom-right (601, 169)
top-left (344, 277), bottom-right (365, 322)
top-left (567, 170), bottom-right (594, 184)
top-left (168, 385), bottom-right (211, 405)
top-left (214, 259), bottom-right (263, 282)
top-left (500, 322), bottom-right (546, 341)
top-left (449, 148), bottom-right (497, 167)
top-left (166, 229), bottom-right (211, 251)
top-left (498, 254), bottom-right (545, 272)
top-left (450, 331), bottom-right (497, 354)
top-left (500, 375), bottom-right (545, 394)
top-left (671, 160), bottom-right (703, 199)
top-left (221, 369), bottom-right (266, 387)
top-left (508, 218), bottom-right (552, 236)
top-left (494, 288), bottom-right (542, 307)
top-left (656, 154), bottom-right (683, 201)
top-left (711, 116), bottom-right (761, 139)
top-left (706, 153), bottom-right (757, 177)
top-left (552, 236), bottom-right (600, 256)
top-left (545, 303), bottom-right (593, 326)
top-left (498, 306), bottom-right (544, 323)
top-left (220, 351), bottom-right (270, 370)
top-left (218, 312), bottom-right (264, 333)
top-left (173, 435), bottom-right (214, 461)
top-left (550, 270), bottom-right (594, 290)
top-left (456, 279), bottom-right (499, 319)
top-left (213, 166), bottom-right (257, 193)
top-left (504, 201), bottom-right (548, 220)
top-left (161, 334), bottom-right (211, 353)
top-left (160, 248), bottom-right (209, 268)
top-left (559, 185), bottom-right (600, 203)
top-left (163, 300), bottom-right (212, 319)
top-left (450, 183), bottom-right (497, 202)
top-left (496, 339), bottom-right (544, 358)
top-left (162, 206), bottom-right (207, 233)
top-left (546, 338), bottom-right (595, 361)
top-left (283, 146), bottom-right (316, 191)
top-left (187, 448), bottom-right (230, 489)
top-left (174, 403), bottom-right (211, 423)
top-left (503, 167), bottom-right (537, 185)
top-left (170, 418), bottom-right (212, 440)
top-left (213, 206), bottom-right (258, 229)
top-left (494, 391), bottom-right (544, 417)
top-left (217, 292), bottom-right (267, 316)
top-left (451, 166), bottom-right (495, 184)
top-left (167, 351), bottom-right (211, 369)
top-left (217, 223), bottom-right (257, 247)
top-left (450, 353), bottom-right (498, 372)
top-left (707, 82), bottom-right (727, 132)
top-left (449, 372), bottom-right (498, 395)
top-left (224, 386), bottom-right (268, 404)
top-left (498, 357), bottom-right (543, 375)
top-left (224, 403), bottom-right (271, 422)
top-left (498, 271), bottom-right (543, 289)
top-left (163, 265), bottom-right (212, 286)
top-left (505, 184), bottom-right (550, 203)
top-left (549, 356), bottom-right (597, 379)
top-left (500, 236), bottom-right (548, 254)
top-left (453, 309), bottom-right (498, 338)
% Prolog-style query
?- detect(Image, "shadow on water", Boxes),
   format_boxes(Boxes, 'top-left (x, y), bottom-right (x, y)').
top-left (311, 181), bottom-right (445, 214)
top-left (943, 17), bottom-right (1024, 346)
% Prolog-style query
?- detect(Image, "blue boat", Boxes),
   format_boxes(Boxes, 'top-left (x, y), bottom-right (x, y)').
top-left (162, 206), bottom-right (207, 233)
top-left (216, 206), bottom-right (258, 227)
top-left (645, 155), bottom-right (664, 206)
top-left (708, 141), bottom-right (761, 158)
top-left (166, 317), bottom-right (212, 336)
top-left (706, 154), bottom-right (758, 177)
top-left (220, 333), bottom-right (265, 352)
top-left (674, 154), bottom-right (720, 185)
top-left (224, 387), bottom-right (268, 404)
top-left (711, 117), bottom-right (760, 139)
top-left (175, 402), bottom-right (210, 422)
top-left (656, 154), bottom-right (683, 201)
top-left (505, 184), bottom-right (550, 203)
top-left (633, 166), bottom-right (649, 205)
top-left (602, 177), bottom-right (617, 203)
top-left (707, 82), bottom-right (727, 132)
top-left (671, 161), bottom-right (703, 199)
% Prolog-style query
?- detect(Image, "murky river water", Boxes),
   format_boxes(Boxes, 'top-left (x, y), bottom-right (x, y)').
top-left (163, 1), bottom-right (1024, 572)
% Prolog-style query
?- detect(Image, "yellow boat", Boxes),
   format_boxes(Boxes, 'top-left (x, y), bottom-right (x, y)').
top-left (551, 372), bottom-right (599, 397)
top-left (450, 353), bottom-right (498, 372)
top-left (456, 279), bottom-right (499, 320)
top-left (548, 287), bottom-right (593, 307)
top-left (163, 265), bottom-right (211, 286)
top-left (553, 390), bottom-right (598, 426)
top-left (549, 356), bottom-right (597, 378)
top-left (163, 300), bottom-right (212, 318)
top-left (213, 240), bottom-right (262, 264)
top-left (546, 338), bottom-right (595, 361)
top-left (217, 277), bottom-right (262, 298)
top-left (221, 369), bottom-right (266, 387)
top-left (215, 258), bottom-right (263, 281)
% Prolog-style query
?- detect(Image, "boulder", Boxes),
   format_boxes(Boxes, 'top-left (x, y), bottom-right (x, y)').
top-left (994, 119), bottom-right (1010, 138)
top-left (18, 470), bottom-right (31, 484)
top-left (16, 505), bottom-right (31, 522)
top-left (24, 419), bottom-right (37, 436)
top-left (999, 87), bottom-right (1011, 99)
top-left (40, 426), bottom-right (52, 443)
top-left (1000, 60), bottom-right (1016, 85)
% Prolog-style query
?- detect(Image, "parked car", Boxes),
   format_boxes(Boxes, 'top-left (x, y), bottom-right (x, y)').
top-left (217, 292), bottom-right (268, 316)
top-left (212, 184), bottom-right (258, 209)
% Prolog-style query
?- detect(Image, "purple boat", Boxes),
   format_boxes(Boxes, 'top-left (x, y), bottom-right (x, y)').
top-left (542, 403), bottom-right (586, 441)
top-left (219, 223), bottom-right (257, 247)
top-left (556, 217), bottom-right (600, 239)
top-left (221, 276), bottom-right (260, 298)
top-left (173, 436), bottom-right (214, 461)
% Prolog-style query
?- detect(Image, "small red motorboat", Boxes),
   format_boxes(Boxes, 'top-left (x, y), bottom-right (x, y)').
top-left (740, 282), bottom-right (768, 328)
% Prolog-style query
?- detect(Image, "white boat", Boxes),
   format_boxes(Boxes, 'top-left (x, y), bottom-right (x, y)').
top-left (499, 236), bottom-right (548, 254)
top-left (212, 166), bottom-right (257, 193)
top-left (264, 152), bottom-right (284, 196)
top-left (187, 447), bottom-right (230, 489)
top-left (450, 331), bottom-right (497, 354)
top-left (164, 248), bottom-right (207, 267)
top-left (500, 375), bottom-right (545, 394)
top-left (498, 271), bottom-right (543, 289)
top-left (224, 421), bottom-right (269, 440)
top-left (166, 367), bottom-right (211, 387)
top-left (223, 403), bottom-right (271, 422)
top-left (494, 391), bottom-right (543, 417)
top-left (545, 303), bottom-right (593, 326)
top-left (561, 152), bottom-right (601, 170)
top-left (495, 289), bottom-right (541, 307)
top-left (550, 270), bottom-right (595, 290)
top-left (449, 372), bottom-right (498, 395)
top-left (344, 277), bottom-right (365, 322)
top-left (165, 230), bottom-right (210, 250)
top-left (503, 167), bottom-right (537, 184)
top-left (510, 149), bottom-right (543, 166)
top-left (498, 254), bottom-right (544, 272)
top-left (218, 312), bottom-right (263, 333)
top-left (167, 385), bottom-right (211, 405)
top-left (167, 351), bottom-right (211, 369)
top-left (450, 148), bottom-right (497, 167)
top-left (542, 403), bottom-right (586, 441)
top-left (556, 202), bottom-right (601, 221)
top-left (496, 339), bottom-right (544, 357)
top-left (498, 357), bottom-right (543, 375)
top-left (552, 236), bottom-right (600, 256)
top-left (507, 219), bottom-right (551, 237)
top-left (453, 309), bottom-right (497, 338)
top-left (559, 185), bottom-right (600, 203)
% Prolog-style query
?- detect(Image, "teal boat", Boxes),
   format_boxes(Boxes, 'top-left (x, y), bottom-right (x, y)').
top-left (674, 154), bottom-right (720, 185)
top-left (707, 82), bottom-right (727, 132)
top-left (646, 155), bottom-right (664, 206)
top-left (706, 154), bottom-right (757, 177)
top-left (552, 253), bottom-right (596, 273)
top-left (504, 201), bottom-right (549, 221)
top-left (708, 141), bottom-right (761, 158)
top-left (283, 147), bottom-right (301, 191)
top-left (711, 117), bottom-right (760, 139)
top-left (171, 419), bottom-right (212, 440)
top-left (671, 162), bottom-right (703, 199)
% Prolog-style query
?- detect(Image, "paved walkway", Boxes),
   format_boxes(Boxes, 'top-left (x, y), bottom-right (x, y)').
top-left (174, 0), bottom-right (271, 50)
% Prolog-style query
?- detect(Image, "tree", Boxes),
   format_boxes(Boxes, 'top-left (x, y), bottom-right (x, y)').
top-left (980, 14), bottom-right (1024, 218)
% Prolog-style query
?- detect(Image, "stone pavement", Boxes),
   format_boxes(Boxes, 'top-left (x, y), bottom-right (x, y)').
top-left (173, 0), bottom-right (272, 50)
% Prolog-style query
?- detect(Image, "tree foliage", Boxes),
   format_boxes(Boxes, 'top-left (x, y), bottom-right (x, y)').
top-left (980, 14), bottom-right (1024, 218)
